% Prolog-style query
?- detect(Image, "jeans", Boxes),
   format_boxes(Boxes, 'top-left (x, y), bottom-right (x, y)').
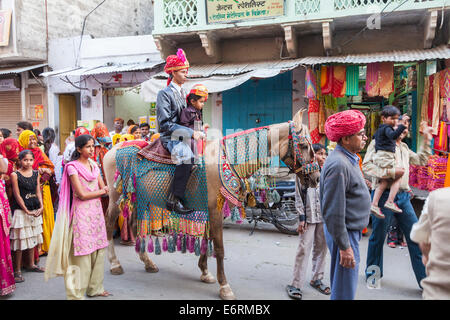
top-left (324, 224), bottom-right (362, 300)
top-left (365, 190), bottom-right (426, 288)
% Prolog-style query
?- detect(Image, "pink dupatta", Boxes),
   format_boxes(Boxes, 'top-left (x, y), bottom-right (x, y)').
top-left (44, 159), bottom-right (100, 280)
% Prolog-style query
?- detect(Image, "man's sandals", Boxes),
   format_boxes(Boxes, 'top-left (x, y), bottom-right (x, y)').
top-left (14, 272), bottom-right (24, 283)
top-left (310, 279), bottom-right (331, 295)
top-left (286, 285), bottom-right (302, 300)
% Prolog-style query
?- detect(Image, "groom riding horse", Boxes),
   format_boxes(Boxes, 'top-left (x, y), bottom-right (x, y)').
top-left (157, 49), bottom-right (204, 215)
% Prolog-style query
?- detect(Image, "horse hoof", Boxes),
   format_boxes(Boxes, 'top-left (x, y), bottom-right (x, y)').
top-left (110, 266), bottom-right (124, 275)
top-left (200, 272), bottom-right (216, 284)
top-left (220, 284), bottom-right (236, 300)
top-left (145, 265), bottom-right (159, 273)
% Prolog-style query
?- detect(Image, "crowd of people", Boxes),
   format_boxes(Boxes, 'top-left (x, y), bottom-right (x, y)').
top-left (1, 46), bottom-right (449, 301)
top-left (0, 119), bottom-right (158, 298)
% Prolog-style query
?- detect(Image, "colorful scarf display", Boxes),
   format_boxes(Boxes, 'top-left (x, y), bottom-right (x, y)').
top-left (366, 63), bottom-right (381, 97)
top-left (321, 66), bottom-right (333, 95)
top-left (346, 65), bottom-right (360, 96)
top-left (332, 65), bottom-right (346, 98)
top-left (379, 62), bottom-right (394, 98)
top-left (421, 76), bottom-right (430, 123)
top-left (308, 99), bottom-right (321, 144)
top-left (305, 68), bottom-right (317, 99)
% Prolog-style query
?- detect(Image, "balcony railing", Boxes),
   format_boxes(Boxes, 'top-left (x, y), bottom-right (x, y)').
top-left (154, 0), bottom-right (445, 35)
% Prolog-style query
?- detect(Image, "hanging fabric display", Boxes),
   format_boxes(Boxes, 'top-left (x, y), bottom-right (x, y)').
top-left (443, 68), bottom-right (450, 102)
top-left (305, 68), bottom-right (317, 99)
top-left (366, 62), bottom-right (381, 97)
top-left (421, 76), bottom-right (430, 124)
top-left (379, 62), bottom-right (394, 98)
top-left (434, 121), bottom-right (448, 151)
top-left (321, 65), bottom-right (333, 95)
top-left (428, 74), bottom-right (435, 127)
top-left (432, 73), bottom-right (441, 135)
top-left (346, 65), bottom-right (359, 96)
top-left (308, 99), bottom-right (321, 144)
top-left (332, 65), bottom-right (346, 98)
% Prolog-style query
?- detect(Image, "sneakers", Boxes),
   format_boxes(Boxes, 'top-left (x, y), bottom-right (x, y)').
top-left (384, 202), bottom-right (402, 213)
top-left (370, 205), bottom-right (385, 219)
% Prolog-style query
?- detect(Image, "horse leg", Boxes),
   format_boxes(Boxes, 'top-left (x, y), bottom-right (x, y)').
top-left (213, 231), bottom-right (236, 300)
top-left (106, 199), bottom-right (124, 275)
top-left (130, 210), bottom-right (159, 273)
top-left (198, 254), bottom-right (216, 284)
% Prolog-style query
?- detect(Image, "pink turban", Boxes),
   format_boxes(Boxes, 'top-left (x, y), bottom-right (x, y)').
top-left (324, 110), bottom-right (366, 142)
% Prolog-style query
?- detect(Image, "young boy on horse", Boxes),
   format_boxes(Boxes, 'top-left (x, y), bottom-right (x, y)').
top-left (156, 49), bottom-right (205, 215)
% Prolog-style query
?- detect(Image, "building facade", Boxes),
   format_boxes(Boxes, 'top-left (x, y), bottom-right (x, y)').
top-left (149, 0), bottom-right (450, 136)
top-left (0, 0), bottom-right (153, 135)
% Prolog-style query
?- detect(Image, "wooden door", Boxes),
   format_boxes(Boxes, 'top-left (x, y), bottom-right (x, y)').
top-left (59, 94), bottom-right (77, 152)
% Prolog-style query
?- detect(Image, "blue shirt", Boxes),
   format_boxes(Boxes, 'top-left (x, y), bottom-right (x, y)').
top-left (335, 144), bottom-right (360, 167)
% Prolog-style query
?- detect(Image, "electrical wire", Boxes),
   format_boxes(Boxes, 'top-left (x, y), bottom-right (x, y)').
top-left (75, 0), bottom-right (108, 67)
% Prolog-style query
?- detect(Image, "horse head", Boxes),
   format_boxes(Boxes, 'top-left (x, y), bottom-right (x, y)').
top-left (285, 108), bottom-right (321, 188)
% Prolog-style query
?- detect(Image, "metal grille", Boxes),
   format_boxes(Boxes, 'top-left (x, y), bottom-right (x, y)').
top-left (163, 0), bottom-right (198, 28)
top-left (296, 0), bottom-right (321, 15)
top-left (334, 0), bottom-right (402, 10)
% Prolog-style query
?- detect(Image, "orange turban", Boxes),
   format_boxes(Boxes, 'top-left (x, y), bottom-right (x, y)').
top-left (324, 110), bottom-right (366, 142)
top-left (188, 84), bottom-right (208, 101)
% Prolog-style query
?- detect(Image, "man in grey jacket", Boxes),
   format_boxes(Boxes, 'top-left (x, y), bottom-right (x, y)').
top-left (157, 49), bottom-right (204, 215)
top-left (320, 110), bottom-right (371, 300)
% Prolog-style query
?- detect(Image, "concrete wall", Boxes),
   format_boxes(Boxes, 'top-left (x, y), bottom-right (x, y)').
top-left (1, 0), bottom-right (154, 63)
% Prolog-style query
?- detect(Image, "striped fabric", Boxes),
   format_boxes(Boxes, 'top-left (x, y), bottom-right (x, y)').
top-left (346, 65), bottom-right (359, 96)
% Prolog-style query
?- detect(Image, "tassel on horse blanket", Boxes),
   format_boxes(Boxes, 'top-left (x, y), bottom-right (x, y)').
top-left (194, 238), bottom-right (200, 256)
top-left (140, 237), bottom-right (146, 253)
top-left (147, 236), bottom-right (154, 253)
top-left (155, 237), bottom-right (161, 255)
top-left (188, 235), bottom-right (195, 254)
top-left (231, 206), bottom-right (240, 223)
top-left (162, 237), bottom-right (168, 252)
top-left (181, 234), bottom-right (187, 253)
top-left (135, 237), bottom-right (141, 253)
top-left (222, 200), bottom-right (231, 218)
top-left (207, 240), bottom-right (213, 257)
top-left (176, 233), bottom-right (182, 251)
top-left (168, 235), bottom-right (175, 253)
top-left (200, 238), bottom-right (207, 255)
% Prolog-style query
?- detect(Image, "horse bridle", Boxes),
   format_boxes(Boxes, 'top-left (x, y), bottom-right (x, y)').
top-left (281, 121), bottom-right (320, 175)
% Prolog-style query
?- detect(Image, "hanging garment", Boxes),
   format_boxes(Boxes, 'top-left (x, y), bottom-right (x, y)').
top-left (432, 73), bottom-right (441, 135)
top-left (305, 68), bottom-right (317, 99)
top-left (346, 65), bottom-right (360, 96)
top-left (308, 99), bottom-right (321, 144)
top-left (321, 66), bottom-right (333, 95)
top-left (428, 74), bottom-right (435, 127)
top-left (443, 68), bottom-right (450, 102)
top-left (421, 76), bottom-right (430, 123)
top-left (332, 65), bottom-right (346, 98)
top-left (366, 63), bottom-right (381, 97)
top-left (434, 122), bottom-right (448, 151)
top-left (379, 62), bottom-right (394, 98)
top-left (319, 100), bottom-right (326, 134)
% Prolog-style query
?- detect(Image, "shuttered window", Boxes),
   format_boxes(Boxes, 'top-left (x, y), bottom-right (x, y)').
top-left (0, 91), bottom-right (22, 132)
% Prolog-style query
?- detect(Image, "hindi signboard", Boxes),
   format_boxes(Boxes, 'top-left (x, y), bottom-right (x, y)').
top-left (206, 0), bottom-right (284, 24)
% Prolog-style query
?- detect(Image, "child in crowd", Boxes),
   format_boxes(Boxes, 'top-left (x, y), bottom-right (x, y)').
top-left (45, 134), bottom-right (110, 300)
top-left (10, 150), bottom-right (45, 283)
top-left (370, 106), bottom-right (409, 219)
top-left (178, 84), bottom-right (209, 161)
top-left (286, 143), bottom-right (330, 300)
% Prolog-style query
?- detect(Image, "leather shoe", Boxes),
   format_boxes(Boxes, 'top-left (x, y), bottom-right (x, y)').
top-left (166, 194), bottom-right (193, 215)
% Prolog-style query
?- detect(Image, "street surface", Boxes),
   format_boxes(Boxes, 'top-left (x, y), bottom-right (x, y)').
top-left (1, 221), bottom-right (423, 300)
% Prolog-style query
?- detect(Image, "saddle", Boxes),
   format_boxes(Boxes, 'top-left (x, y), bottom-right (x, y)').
top-left (137, 138), bottom-right (177, 165)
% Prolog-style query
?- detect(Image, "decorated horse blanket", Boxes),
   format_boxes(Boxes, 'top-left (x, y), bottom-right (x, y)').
top-left (114, 142), bottom-right (212, 256)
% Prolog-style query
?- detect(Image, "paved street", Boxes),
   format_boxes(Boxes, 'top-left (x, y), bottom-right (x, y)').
top-left (1, 221), bottom-right (423, 300)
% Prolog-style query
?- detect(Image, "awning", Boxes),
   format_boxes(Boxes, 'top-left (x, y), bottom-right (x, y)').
top-left (140, 61), bottom-right (302, 102)
top-left (297, 45), bottom-right (450, 65)
top-left (0, 63), bottom-right (47, 75)
top-left (140, 45), bottom-right (450, 102)
top-left (40, 60), bottom-right (164, 77)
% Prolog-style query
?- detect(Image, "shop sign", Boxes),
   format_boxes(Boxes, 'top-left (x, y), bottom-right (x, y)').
top-left (0, 78), bottom-right (19, 91)
top-left (0, 10), bottom-right (12, 47)
top-left (206, 0), bottom-right (284, 24)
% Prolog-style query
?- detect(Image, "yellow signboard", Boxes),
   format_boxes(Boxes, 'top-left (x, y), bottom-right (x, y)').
top-left (207, 0), bottom-right (284, 24)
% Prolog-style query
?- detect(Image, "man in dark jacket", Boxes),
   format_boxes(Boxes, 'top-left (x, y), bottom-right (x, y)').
top-left (156, 49), bottom-right (204, 215)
